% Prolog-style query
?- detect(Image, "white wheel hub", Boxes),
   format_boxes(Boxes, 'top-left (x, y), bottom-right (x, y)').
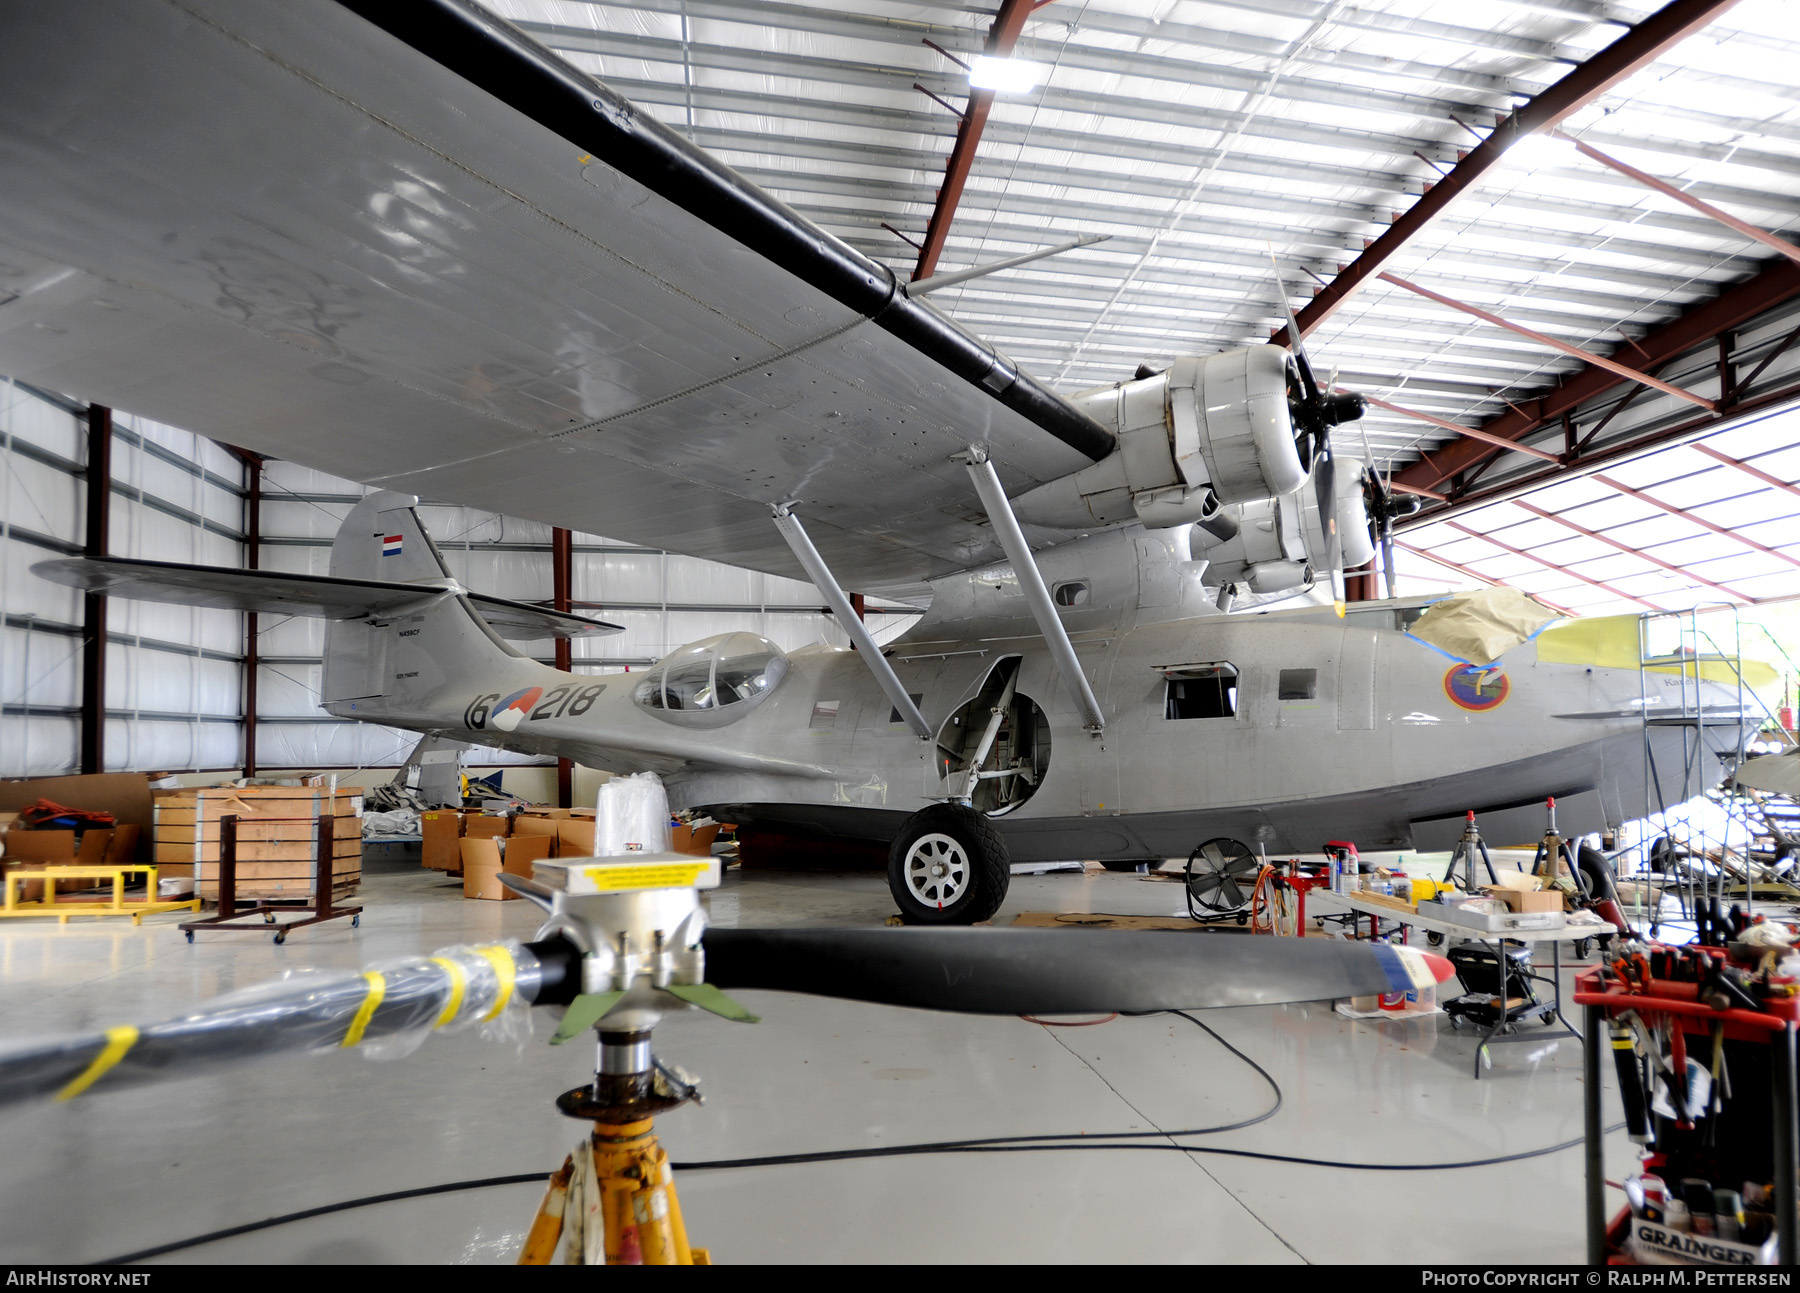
top-left (905, 833), bottom-right (970, 909)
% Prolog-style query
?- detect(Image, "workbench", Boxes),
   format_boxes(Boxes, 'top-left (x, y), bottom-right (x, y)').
top-left (1307, 888), bottom-right (1615, 1077)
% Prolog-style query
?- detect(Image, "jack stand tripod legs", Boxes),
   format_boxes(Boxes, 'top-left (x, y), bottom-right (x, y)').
top-left (518, 1158), bottom-right (574, 1265)
top-left (593, 1118), bottom-right (703, 1265)
top-left (516, 1120), bottom-right (707, 1264)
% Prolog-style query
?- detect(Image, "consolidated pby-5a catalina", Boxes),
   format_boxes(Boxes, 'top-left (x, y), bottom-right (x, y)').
top-left (2, 0), bottom-right (1758, 923)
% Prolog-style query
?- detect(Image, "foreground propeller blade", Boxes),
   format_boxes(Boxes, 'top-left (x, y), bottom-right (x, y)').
top-left (0, 941), bottom-right (548, 1107)
top-left (702, 928), bottom-right (1450, 1016)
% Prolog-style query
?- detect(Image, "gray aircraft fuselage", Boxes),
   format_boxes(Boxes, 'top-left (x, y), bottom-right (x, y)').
top-left (335, 522), bottom-right (1743, 860)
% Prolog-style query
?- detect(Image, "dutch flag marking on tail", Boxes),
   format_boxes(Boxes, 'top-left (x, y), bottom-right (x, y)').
top-left (382, 535), bottom-right (403, 557)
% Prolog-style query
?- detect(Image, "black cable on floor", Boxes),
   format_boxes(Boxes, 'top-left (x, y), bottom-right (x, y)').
top-left (100, 1173), bottom-right (548, 1265)
top-left (94, 1013), bottom-right (1611, 1263)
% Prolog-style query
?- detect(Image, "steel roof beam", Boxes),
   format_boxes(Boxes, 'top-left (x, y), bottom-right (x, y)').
top-left (1352, 392), bottom-right (1561, 462)
top-left (911, 0), bottom-right (1038, 282)
top-left (1289, 0), bottom-right (1747, 340)
top-left (1553, 129), bottom-right (1800, 268)
top-left (1376, 271), bottom-right (1718, 410)
top-left (1393, 260), bottom-right (1800, 495)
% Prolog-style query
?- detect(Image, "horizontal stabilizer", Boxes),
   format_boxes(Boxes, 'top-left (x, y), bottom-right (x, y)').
top-left (31, 557), bottom-right (620, 639)
top-left (465, 591), bottom-right (622, 640)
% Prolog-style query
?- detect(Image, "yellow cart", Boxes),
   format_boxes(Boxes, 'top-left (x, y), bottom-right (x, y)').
top-left (0, 864), bottom-right (202, 925)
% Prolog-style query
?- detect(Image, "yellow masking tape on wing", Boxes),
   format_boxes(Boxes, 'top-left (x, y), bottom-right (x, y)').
top-left (56, 1026), bottom-right (139, 1102)
top-left (474, 945), bottom-right (517, 1021)
top-left (431, 957), bottom-right (468, 1029)
top-left (341, 972), bottom-right (387, 1049)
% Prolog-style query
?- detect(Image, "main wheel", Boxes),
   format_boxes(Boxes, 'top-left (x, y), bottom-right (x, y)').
top-left (1184, 837), bottom-right (1258, 917)
top-left (887, 803), bottom-right (1010, 926)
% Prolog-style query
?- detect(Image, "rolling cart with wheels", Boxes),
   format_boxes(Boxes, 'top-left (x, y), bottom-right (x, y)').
top-left (1443, 943), bottom-right (1555, 1029)
top-left (1576, 961), bottom-right (1798, 1267)
top-left (179, 813), bottom-right (362, 944)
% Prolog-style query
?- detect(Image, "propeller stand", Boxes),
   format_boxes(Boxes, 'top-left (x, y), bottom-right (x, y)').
top-left (519, 1025), bottom-right (709, 1265)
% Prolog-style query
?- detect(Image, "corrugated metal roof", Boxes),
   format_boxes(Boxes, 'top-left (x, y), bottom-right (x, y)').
top-left (488, 0), bottom-right (1800, 477)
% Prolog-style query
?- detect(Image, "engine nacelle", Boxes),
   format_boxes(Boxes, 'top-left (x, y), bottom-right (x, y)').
top-left (1167, 347), bottom-right (1309, 504)
top-left (1011, 347), bottom-right (1308, 531)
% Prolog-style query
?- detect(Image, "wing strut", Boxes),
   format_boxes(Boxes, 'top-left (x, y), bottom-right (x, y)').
top-left (960, 448), bottom-right (1107, 735)
top-left (771, 506), bottom-right (932, 741)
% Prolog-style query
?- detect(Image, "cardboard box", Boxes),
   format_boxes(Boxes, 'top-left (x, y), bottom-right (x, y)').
top-left (460, 836), bottom-right (512, 900)
top-left (0, 772), bottom-right (156, 864)
top-left (4, 828), bottom-right (77, 864)
top-left (459, 834), bottom-right (556, 899)
top-left (421, 810), bottom-right (469, 872)
top-left (557, 819), bottom-right (596, 858)
top-left (518, 808), bottom-right (573, 821)
top-left (1487, 870), bottom-right (1542, 893)
top-left (671, 823), bottom-right (720, 857)
top-left (503, 833), bottom-right (554, 877)
top-left (1484, 885), bottom-right (1564, 914)
top-left (511, 815), bottom-right (562, 843)
top-left (465, 815), bottom-right (510, 840)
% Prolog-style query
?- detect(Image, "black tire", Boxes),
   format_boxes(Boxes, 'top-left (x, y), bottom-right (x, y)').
top-left (887, 803), bottom-right (1010, 926)
top-left (1576, 845), bottom-right (1619, 907)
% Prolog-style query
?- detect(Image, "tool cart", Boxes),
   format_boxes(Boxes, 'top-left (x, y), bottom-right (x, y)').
top-left (1577, 936), bottom-right (1799, 1267)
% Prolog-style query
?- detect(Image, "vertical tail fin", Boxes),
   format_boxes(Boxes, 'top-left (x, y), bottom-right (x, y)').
top-left (322, 492), bottom-right (519, 707)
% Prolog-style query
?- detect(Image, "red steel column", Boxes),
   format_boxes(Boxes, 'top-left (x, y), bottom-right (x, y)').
top-left (79, 405), bottom-right (111, 774)
top-left (911, 0), bottom-right (1042, 283)
top-left (553, 525), bottom-right (574, 809)
top-left (243, 454), bottom-right (262, 778)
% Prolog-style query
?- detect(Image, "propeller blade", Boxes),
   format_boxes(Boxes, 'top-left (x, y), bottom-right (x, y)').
top-left (702, 928), bottom-right (1451, 1016)
top-left (1312, 444), bottom-right (1344, 608)
top-left (0, 941), bottom-right (550, 1108)
top-left (1381, 520), bottom-right (1399, 600)
top-left (1265, 247), bottom-right (1319, 403)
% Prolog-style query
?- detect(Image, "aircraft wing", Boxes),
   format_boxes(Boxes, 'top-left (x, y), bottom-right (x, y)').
top-left (33, 556), bottom-right (622, 640)
top-left (0, 0), bottom-right (1115, 592)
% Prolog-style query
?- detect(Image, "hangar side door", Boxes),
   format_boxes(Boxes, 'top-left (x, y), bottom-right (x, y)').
top-left (1337, 629), bottom-right (1377, 731)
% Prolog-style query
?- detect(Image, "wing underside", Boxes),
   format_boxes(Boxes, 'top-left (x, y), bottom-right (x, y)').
top-left (0, 0), bottom-right (1113, 591)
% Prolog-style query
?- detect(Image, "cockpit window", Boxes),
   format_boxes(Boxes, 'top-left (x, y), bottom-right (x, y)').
top-left (633, 632), bottom-right (789, 727)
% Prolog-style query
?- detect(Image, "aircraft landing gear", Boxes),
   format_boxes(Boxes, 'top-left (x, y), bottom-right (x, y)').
top-left (887, 803), bottom-right (1009, 926)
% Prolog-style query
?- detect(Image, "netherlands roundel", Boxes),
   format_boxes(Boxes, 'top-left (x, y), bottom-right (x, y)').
top-left (1443, 664), bottom-right (1509, 712)
top-left (490, 686), bottom-right (543, 732)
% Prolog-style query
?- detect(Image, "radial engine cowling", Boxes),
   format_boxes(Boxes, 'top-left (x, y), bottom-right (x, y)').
top-left (1010, 347), bottom-right (1309, 532)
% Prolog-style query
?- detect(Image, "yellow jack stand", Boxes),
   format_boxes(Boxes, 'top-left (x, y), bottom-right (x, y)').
top-left (518, 1025), bottom-right (711, 1265)
top-left (519, 1117), bottom-right (708, 1265)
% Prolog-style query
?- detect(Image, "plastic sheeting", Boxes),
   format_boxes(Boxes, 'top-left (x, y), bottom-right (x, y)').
top-left (0, 715), bottom-right (79, 778)
top-left (595, 771), bottom-right (671, 856)
top-left (0, 939), bottom-right (540, 1107)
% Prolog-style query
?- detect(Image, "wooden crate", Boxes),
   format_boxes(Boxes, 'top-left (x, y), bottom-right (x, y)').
top-left (155, 785), bottom-right (362, 902)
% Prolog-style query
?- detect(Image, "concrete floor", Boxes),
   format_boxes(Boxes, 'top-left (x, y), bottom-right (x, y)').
top-left (0, 855), bottom-right (1631, 1265)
